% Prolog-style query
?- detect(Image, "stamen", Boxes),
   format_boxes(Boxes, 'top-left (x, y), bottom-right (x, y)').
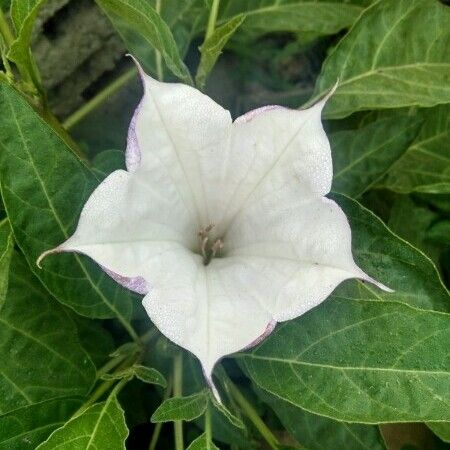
top-left (197, 224), bottom-right (224, 265)
top-left (211, 239), bottom-right (224, 258)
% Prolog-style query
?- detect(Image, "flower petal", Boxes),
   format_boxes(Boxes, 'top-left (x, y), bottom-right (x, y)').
top-left (142, 256), bottom-right (273, 381)
top-left (214, 93), bottom-right (334, 234)
top-left (129, 67), bottom-right (232, 227)
top-left (47, 169), bottom-right (197, 291)
top-left (128, 64), bottom-right (334, 234)
top-left (225, 187), bottom-right (391, 321)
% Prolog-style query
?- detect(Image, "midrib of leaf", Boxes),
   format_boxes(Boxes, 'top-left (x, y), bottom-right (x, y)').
top-left (84, 397), bottom-right (115, 449)
top-left (245, 353), bottom-right (449, 376)
top-left (4, 96), bottom-right (137, 340)
top-left (369, 3), bottom-right (414, 70)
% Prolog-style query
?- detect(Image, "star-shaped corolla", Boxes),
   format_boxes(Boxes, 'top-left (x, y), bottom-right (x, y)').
top-left (38, 62), bottom-right (390, 397)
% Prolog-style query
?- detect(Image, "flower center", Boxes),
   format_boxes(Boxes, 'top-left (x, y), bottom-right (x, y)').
top-left (197, 224), bottom-right (224, 265)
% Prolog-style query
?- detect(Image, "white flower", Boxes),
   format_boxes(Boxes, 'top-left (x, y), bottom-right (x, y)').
top-left (39, 62), bottom-right (390, 397)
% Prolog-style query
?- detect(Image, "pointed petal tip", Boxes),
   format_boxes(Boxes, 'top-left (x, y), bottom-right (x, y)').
top-left (360, 271), bottom-right (394, 293)
top-left (36, 246), bottom-right (62, 269)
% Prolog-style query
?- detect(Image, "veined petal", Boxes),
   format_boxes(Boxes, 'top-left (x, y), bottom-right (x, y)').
top-left (142, 257), bottom-right (273, 385)
top-left (225, 189), bottom-right (391, 321)
top-left (129, 64), bottom-right (334, 234)
top-left (129, 65), bottom-right (232, 227)
top-left (44, 169), bottom-right (197, 292)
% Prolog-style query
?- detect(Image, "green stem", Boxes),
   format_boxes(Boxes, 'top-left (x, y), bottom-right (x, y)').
top-left (63, 67), bottom-right (137, 130)
top-left (205, 402), bottom-right (212, 442)
top-left (148, 377), bottom-right (173, 450)
top-left (227, 378), bottom-right (279, 450)
top-left (154, 0), bottom-right (163, 81)
top-left (205, 0), bottom-right (220, 40)
top-left (173, 352), bottom-right (184, 450)
top-left (96, 353), bottom-right (128, 380)
top-left (0, 9), bottom-right (14, 48)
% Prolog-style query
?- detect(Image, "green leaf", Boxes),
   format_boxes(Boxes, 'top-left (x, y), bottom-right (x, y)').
top-left (257, 387), bottom-right (387, 450)
top-left (151, 391), bottom-right (208, 423)
top-left (0, 218), bottom-right (13, 308)
top-left (380, 105), bottom-right (450, 194)
top-left (101, 364), bottom-right (166, 387)
top-left (387, 196), bottom-right (442, 265)
top-left (242, 297), bottom-right (450, 423)
top-left (7, 0), bottom-right (45, 77)
top-left (196, 14), bottom-right (245, 88)
top-left (104, 0), bottom-right (204, 77)
top-left (73, 317), bottom-right (115, 369)
top-left (314, 0), bottom-right (450, 118)
top-left (219, 0), bottom-right (364, 38)
top-left (133, 365), bottom-right (167, 387)
top-left (92, 149), bottom-right (125, 180)
top-left (0, 399), bottom-right (82, 450)
top-left (334, 194), bottom-right (449, 313)
top-left (186, 433), bottom-right (220, 450)
top-left (427, 422), bottom-right (450, 443)
top-left (0, 83), bottom-right (137, 327)
top-left (331, 114), bottom-right (421, 197)
top-left (0, 253), bottom-right (95, 449)
top-left (36, 393), bottom-right (129, 450)
top-left (95, 0), bottom-right (192, 84)
top-left (211, 397), bottom-right (244, 429)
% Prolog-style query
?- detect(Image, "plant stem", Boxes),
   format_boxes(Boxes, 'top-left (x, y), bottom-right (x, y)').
top-left (173, 352), bottom-right (184, 450)
top-left (63, 67), bottom-right (137, 130)
top-left (154, 0), bottom-right (163, 81)
top-left (205, 0), bottom-right (220, 40)
top-left (0, 9), bottom-right (14, 48)
top-left (148, 376), bottom-right (173, 450)
top-left (205, 402), bottom-right (212, 442)
top-left (96, 353), bottom-right (128, 380)
top-left (227, 379), bottom-right (279, 450)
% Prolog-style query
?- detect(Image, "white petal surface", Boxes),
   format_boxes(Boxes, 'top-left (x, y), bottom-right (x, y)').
top-left (58, 169), bottom-right (197, 291)
top-left (131, 69), bottom-right (333, 235)
top-left (142, 257), bottom-right (273, 381)
top-left (225, 188), bottom-right (390, 321)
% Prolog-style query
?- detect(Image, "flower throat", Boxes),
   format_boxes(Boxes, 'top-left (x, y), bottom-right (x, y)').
top-left (198, 224), bottom-right (224, 265)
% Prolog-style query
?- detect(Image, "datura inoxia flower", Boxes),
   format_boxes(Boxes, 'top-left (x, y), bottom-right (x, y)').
top-left (38, 62), bottom-right (390, 397)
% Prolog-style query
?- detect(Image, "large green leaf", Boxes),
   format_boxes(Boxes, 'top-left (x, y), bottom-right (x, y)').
top-left (0, 253), bottom-right (95, 449)
top-left (104, 0), bottom-right (204, 77)
top-left (219, 0), bottom-right (364, 37)
top-left (257, 388), bottom-right (387, 450)
top-left (36, 393), bottom-right (128, 450)
top-left (151, 391), bottom-right (208, 423)
top-left (7, 0), bottom-right (46, 78)
top-left (242, 297), bottom-right (450, 423)
top-left (380, 105), bottom-right (450, 194)
top-left (335, 194), bottom-right (449, 313)
top-left (314, 0), bottom-right (450, 118)
top-left (387, 196), bottom-right (443, 265)
top-left (330, 114), bottom-right (421, 197)
top-left (0, 83), bottom-right (137, 327)
top-left (95, 0), bottom-right (192, 84)
top-left (196, 14), bottom-right (245, 88)
top-left (0, 218), bottom-right (13, 308)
